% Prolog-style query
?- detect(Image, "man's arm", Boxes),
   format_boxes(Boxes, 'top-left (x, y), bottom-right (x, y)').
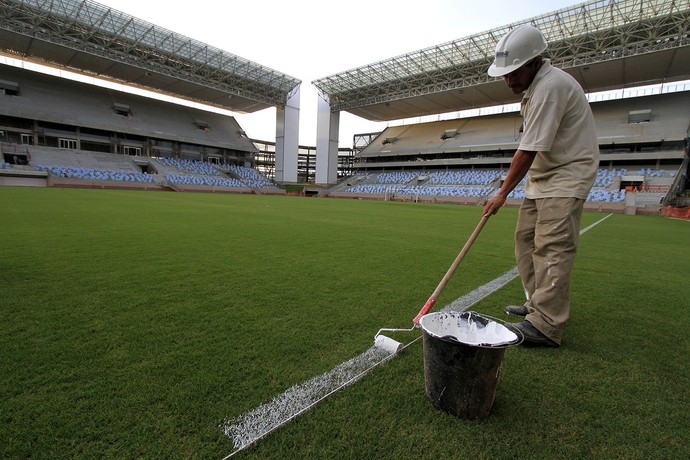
top-left (482, 149), bottom-right (537, 217)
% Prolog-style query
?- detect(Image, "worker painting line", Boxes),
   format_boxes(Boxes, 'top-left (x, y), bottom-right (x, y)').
top-left (483, 25), bottom-right (601, 347)
top-left (221, 214), bottom-right (612, 457)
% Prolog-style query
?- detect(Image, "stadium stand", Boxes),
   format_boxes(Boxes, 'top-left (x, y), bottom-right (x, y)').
top-left (22, 147), bottom-right (282, 193)
top-left (0, 64), bottom-right (256, 157)
top-left (0, 36), bottom-right (686, 211)
top-left (330, 165), bottom-right (677, 212)
top-left (34, 165), bottom-right (156, 184)
top-left (218, 164), bottom-right (283, 191)
top-left (328, 91), bottom-right (688, 214)
top-left (0, 64), bottom-right (284, 195)
top-left (2, 0), bottom-right (688, 217)
top-left (1, 60), bottom-right (684, 211)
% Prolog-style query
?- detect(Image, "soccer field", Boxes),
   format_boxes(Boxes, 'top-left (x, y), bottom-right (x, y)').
top-left (1, 187), bottom-right (688, 459)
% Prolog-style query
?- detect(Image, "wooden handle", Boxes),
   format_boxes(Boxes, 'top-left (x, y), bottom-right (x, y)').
top-left (412, 215), bottom-right (489, 325)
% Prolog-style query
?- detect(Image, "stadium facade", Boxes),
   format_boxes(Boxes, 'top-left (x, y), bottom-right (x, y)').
top-left (1, 0), bottom-right (689, 215)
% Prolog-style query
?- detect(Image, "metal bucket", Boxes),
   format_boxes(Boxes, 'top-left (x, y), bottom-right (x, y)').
top-left (420, 311), bottom-right (521, 419)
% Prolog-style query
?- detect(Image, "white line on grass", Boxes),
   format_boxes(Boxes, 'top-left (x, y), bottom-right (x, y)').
top-left (220, 345), bottom-right (398, 457)
top-left (220, 213), bottom-right (613, 458)
top-left (580, 212), bottom-right (613, 234)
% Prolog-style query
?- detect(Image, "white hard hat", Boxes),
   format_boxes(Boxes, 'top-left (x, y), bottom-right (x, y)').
top-left (488, 25), bottom-right (547, 77)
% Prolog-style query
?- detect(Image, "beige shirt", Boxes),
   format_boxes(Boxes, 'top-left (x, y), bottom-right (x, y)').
top-left (519, 60), bottom-right (600, 199)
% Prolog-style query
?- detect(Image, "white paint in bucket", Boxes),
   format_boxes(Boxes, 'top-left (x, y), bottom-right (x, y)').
top-left (420, 311), bottom-right (518, 347)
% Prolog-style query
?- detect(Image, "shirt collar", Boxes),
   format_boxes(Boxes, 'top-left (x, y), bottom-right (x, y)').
top-left (524, 59), bottom-right (552, 99)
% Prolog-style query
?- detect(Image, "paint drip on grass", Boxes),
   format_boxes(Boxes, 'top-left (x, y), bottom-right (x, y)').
top-left (220, 344), bottom-right (392, 451)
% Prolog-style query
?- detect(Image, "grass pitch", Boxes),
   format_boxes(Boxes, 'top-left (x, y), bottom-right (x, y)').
top-left (1, 187), bottom-right (688, 459)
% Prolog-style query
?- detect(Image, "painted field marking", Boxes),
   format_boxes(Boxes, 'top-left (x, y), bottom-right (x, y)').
top-left (221, 213), bottom-right (613, 458)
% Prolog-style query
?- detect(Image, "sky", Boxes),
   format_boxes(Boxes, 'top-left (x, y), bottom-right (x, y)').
top-left (73, 0), bottom-right (582, 146)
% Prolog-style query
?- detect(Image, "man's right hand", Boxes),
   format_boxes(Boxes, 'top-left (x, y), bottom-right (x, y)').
top-left (483, 194), bottom-right (507, 217)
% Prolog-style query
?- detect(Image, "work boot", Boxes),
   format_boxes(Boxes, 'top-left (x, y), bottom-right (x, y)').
top-left (504, 305), bottom-right (528, 316)
top-left (509, 321), bottom-right (559, 347)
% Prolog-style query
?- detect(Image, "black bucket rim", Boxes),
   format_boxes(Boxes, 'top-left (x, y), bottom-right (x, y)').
top-left (420, 310), bottom-right (523, 349)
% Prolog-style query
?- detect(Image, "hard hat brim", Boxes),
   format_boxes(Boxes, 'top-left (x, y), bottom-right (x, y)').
top-left (487, 61), bottom-right (524, 78)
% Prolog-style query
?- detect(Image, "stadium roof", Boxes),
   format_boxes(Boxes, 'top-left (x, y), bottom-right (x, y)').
top-left (0, 0), bottom-right (301, 113)
top-left (312, 0), bottom-right (690, 122)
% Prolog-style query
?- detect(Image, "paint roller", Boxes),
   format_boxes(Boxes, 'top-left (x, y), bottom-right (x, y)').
top-left (374, 215), bottom-right (489, 353)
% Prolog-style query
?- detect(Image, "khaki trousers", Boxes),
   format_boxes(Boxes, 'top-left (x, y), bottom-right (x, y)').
top-left (515, 197), bottom-right (585, 345)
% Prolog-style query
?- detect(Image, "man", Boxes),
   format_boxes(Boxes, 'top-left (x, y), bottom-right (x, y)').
top-left (482, 25), bottom-right (599, 347)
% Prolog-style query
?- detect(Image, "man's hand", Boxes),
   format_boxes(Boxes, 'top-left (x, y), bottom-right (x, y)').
top-left (482, 149), bottom-right (536, 218)
top-left (483, 194), bottom-right (507, 217)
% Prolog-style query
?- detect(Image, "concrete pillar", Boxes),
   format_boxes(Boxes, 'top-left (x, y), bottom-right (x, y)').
top-left (275, 86), bottom-right (300, 183)
top-left (316, 96), bottom-right (340, 185)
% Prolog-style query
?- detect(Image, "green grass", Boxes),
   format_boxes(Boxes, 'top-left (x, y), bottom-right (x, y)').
top-left (1, 187), bottom-right (687, 459)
